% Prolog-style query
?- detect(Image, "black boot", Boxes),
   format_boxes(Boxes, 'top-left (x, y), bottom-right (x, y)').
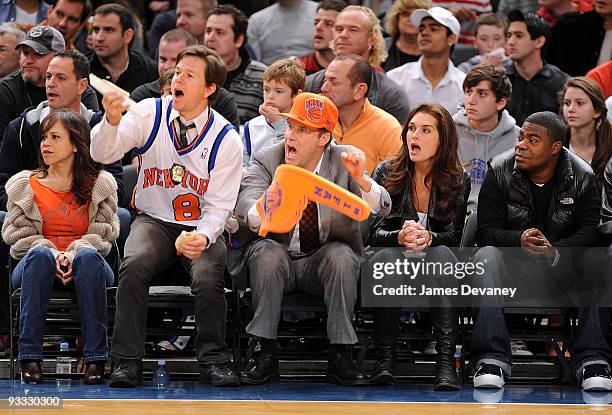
top-left (371, 345), bottom-right (395, 384)
top-left (327, 344), bottom-right (368, 386)
top-left (240, 337), bottom-right (279, 385)
top-left (108, 358), bottom-right (142, 388)
top-left (433, 308), bottom-right (460, 391)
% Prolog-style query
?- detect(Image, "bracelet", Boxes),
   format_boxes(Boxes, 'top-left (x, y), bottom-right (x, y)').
top-left (426, 231), bottom-right (433, 248)
top-left (550, 248), bottom-right (560, 267)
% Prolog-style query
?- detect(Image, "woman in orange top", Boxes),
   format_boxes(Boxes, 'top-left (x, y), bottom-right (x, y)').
top-left (2, 110), bottom-right (119, 384)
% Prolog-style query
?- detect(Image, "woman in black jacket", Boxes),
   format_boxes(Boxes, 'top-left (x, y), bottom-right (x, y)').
top-left (368, 103), bottom-right (470, 390)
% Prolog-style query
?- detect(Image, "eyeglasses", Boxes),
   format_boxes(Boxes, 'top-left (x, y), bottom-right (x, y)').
top-left (287, 121), bottom-right (322, 136)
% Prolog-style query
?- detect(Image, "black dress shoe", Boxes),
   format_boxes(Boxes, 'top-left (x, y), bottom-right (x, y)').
top-left (327, 345), bottom-right (368, 386)
top-left (21, 360), bottom-right (43, 384)
top-left (83, 362), bottom-right (105, 385)
top-left (240, 353), bottom-right (279, 385)
top-left (108, 359), bottom-right (142, 388)
top-left (370, 345), bottom-right (396, 385)
top-left (200, 362), bottom-right (239, 387)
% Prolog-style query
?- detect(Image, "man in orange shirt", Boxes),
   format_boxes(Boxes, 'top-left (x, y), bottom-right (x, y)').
top-left (537, 0), bottom-right (592, 27)
top-left (587, 61), bottom-right (612, 98)
top-left (320, 54), bottom-right (403, 173)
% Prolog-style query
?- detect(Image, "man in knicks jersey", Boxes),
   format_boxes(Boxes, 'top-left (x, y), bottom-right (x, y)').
top-left (90, 45), bottom-right (243, 387)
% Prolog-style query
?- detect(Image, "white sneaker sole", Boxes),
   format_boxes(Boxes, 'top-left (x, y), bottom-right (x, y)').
top-left (474, 373), bottom-right (505, 389)
top-left (582, 377), bottom-right (612, 391)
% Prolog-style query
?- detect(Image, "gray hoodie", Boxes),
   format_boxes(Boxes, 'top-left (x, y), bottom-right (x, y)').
top-left (454, 109), bottom-right (519, 212)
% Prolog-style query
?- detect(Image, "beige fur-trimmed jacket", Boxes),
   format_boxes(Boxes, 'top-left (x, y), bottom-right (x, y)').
top-left (1, 170), bottom-right (119, 262)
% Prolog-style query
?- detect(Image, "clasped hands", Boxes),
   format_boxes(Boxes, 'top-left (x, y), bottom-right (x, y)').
top-left (55, 253), bottom-right (72, 285)
top-left (520, 228), bottom-right (557, 264)
top-left (397, 220), bottom-right (432, 256)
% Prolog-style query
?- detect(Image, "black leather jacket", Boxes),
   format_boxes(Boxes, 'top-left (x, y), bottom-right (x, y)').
top-left (368, 160), bottom-right (470, 247)
top-left (476, 148), bottom-right (601, 248)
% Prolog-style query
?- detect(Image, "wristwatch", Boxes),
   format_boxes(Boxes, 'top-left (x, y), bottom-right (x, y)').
top-left (550, 248), bottom-right (560, 267)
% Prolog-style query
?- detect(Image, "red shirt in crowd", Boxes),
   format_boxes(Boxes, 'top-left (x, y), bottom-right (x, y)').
top-left (537, 0), bottom-right (593, 27)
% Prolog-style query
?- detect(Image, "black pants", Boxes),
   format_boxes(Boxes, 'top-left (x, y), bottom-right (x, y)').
top-left (370, 246), bottom-right (459, 346)
top-left (111, 214), bottom-right (230, 363)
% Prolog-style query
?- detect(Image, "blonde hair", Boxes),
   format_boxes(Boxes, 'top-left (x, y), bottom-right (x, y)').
top-left (385, 0), bottom-right (433, 38)
top-left (333, 5), bottom-right (388, 67)
top-left (263, 58), bottom-right (306, 95)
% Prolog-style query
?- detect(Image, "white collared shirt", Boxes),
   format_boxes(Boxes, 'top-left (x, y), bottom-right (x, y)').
top-left (169, 106), bottom-right (209, 145)
top-left (387, 57), bottom-right (466, 115)
top-left (247, 154), bottom-right (383, 253)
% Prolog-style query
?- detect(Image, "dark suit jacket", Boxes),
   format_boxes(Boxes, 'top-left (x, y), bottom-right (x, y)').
top-left (230, 141), bottom-right (392, 286)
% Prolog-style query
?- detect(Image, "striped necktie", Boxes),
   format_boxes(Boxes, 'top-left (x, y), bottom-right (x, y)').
top-left (177, 118), bottom-right (195, 147)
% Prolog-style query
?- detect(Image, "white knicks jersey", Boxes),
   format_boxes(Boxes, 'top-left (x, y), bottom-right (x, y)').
top-left (132, 98), bottom-right (237, 227)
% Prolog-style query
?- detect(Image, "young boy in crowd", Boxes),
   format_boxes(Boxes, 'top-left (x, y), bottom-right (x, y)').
top-left (159, 67), bottom-right (174, 97)
top-left (458, 13), bottom-right (510, 73)
top-left (454, 64), bottom-right (519, 211)
top-left (241, 58), bottom-right (306, 166)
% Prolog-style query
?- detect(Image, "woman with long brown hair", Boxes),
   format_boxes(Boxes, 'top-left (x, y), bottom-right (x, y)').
top-left (561, 77), bottom-right (612, 190)
top-left (2, 110), bottom-right (119, 384)
top-left (368, 104), bottom-right (470, 390)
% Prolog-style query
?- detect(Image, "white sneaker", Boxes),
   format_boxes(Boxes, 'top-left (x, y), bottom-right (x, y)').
top-left (473, 387), bottom-right (504, 403)
top-left (473, 363), bottom-right (505, 389)
top-left (582, 390), bottom-right (612, 405)
top-left (511, 341), bottom-right (533, 356)
top-left (582, 364), bottom-right (612, 391)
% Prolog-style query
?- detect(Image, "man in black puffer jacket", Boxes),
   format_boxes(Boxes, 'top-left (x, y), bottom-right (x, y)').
top-left (472, 111), bottom-right (611, 391)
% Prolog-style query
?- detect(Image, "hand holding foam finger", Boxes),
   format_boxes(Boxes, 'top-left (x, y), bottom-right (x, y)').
top-left (256, 181), bottom-right (307, 237)
top-left (101, 91), bottom-right (128, 126)
top-left (90, 73), bottom-right (148, 120)
top-left (257, 164), bottom-right (370, 237)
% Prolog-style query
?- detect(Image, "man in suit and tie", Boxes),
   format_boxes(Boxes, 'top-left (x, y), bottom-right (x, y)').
top-left (234, 92), bottom-right (392, 386)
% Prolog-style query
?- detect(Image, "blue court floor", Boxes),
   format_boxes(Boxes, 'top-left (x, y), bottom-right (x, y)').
top-left (1, 380), bottom-right (611, 406)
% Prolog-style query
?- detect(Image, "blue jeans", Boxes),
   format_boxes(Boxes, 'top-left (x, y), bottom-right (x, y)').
top-left (11, 246), bottom-right (114, 363)
top-left (470, 246), bottom-right (611, 379)
top-left (0, 211), bottom-right (8, 332)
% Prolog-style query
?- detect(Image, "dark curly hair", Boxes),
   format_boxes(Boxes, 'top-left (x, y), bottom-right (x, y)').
top-left (38, 110), bottom-right (102, 205)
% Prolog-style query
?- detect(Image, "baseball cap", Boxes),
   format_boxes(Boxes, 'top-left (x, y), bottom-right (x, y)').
top-left (278, 92), bottom-right (338, 133)
top-left (411, 7), bottom-right (461, 38)
top-left (16, 26), bottom-right (65, 55)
